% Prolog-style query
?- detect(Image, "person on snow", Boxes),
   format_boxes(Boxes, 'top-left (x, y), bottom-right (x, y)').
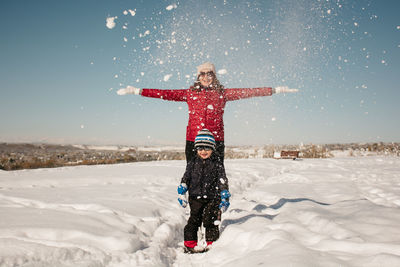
top-left (117, 62), bottom-right (298, 163)
top-left (176, 129), bottom-right (230, 253)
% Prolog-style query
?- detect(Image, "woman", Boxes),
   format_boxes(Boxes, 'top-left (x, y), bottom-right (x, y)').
top-left (117, 62), bottom-right (297, 162)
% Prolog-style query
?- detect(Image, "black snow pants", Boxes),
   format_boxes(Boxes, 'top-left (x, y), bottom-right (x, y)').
top-left (184, 198), bottom-right (220, 242)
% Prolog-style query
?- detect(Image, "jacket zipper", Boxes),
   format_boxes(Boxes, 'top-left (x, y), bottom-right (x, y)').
top-left (201, 159), bottom-right (205, 198)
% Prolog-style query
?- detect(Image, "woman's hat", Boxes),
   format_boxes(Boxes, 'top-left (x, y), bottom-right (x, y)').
top-left (194, 129), bottom-right (216, 150)
top-left (197, 62), bottom-right (216, 75)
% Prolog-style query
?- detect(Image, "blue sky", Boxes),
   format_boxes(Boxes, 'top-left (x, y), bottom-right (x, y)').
top-left (0, 0), bottom-right (399, 146)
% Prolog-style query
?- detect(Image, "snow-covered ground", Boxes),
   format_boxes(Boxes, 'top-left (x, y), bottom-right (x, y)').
top-left (1, 157), bottom-right (400, 266)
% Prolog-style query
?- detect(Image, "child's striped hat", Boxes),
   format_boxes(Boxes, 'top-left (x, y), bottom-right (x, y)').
top-left (194, 129), bottom-right (216, 150)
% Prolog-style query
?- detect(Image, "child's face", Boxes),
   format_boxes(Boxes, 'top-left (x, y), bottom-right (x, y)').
top-left (197, 147), bottom-right (213, 159)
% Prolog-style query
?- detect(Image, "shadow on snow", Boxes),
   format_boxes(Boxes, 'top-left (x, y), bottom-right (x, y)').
top-left (220, 197), bottom-right (330, 232)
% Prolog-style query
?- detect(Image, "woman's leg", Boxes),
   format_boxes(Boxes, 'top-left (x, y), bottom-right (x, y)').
top-left (215, 141), bottom-right (225, 163)
top-left (185, 141), bottom-right (195, 163)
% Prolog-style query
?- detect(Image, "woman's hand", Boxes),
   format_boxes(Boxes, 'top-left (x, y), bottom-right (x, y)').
top-left (274, 86), bottom-right (299, 94)
top-left (117, 86), bottom-right (142, 95)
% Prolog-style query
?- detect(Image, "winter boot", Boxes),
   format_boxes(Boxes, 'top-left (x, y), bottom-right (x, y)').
top-left (184, 240), bottom-right (198, 254)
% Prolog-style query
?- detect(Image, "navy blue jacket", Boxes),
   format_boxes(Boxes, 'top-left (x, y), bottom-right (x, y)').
top-left (181, 154), bottom-right (229, 200)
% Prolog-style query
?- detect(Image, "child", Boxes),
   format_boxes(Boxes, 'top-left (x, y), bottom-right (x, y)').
top-left (177, 129), bottom-right (230, 253)
top-left (117, 62), bottom-right (298, 163)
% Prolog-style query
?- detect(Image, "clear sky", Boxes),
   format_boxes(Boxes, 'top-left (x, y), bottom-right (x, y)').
top-left (1, 0), bottom-right (399, 146)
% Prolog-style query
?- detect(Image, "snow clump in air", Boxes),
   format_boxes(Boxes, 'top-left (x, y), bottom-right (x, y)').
top-left (163, 74), bottom-right (172, 81)
top-left (123, 9), bottom-right (136, 16)
top-left (217, 69), bottom-right (228, 75)
top-left (139, 30), bottom-right (150, 38)
top-left (106, 16), bottom-right (117, 29)
top-left (166, 4), bottom-right (178, 11)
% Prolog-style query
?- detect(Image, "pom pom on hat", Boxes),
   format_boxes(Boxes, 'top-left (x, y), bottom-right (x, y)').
top-left (194, 129), bottom-right (216, 150)
top-left (197, 62), bottom-right (216, 75)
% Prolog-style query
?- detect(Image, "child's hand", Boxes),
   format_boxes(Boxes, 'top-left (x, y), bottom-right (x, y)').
top-left (177, 183), bottom-right (188, 208)
top-left (219, 189), bottom-right (231, 213)
top-left (219, 199), bottom-right (230, 213)
top-left (178, 194), bottom-right (188, 208)
top-left (117, 86), bottom-right (141, 95)
top-left (177, 183), bottom-right (188, 194)
top-left (274, 86), bottom-right (299, 94)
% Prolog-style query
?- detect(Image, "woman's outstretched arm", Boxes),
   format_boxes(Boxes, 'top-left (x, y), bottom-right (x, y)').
top-left (117, 86), bottom-right (188, 102)
top-left (224, 86), bottom-right (298, 101)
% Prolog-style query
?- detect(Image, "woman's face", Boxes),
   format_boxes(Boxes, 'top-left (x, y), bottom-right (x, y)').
top-left (199, 71), bottom-right (214, 87)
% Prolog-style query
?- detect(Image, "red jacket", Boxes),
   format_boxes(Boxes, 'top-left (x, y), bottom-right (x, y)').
top-left (141, 87), bottom-right (273, 142)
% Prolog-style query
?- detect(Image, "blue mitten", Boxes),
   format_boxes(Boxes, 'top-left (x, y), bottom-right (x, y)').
top-left (177, 183), bottom-right (188, 195)
top-left (219, 190), bottom-right (231, 213)
top-left (220, 190), bottom-right (231, 199)
top-left (177, 183), bottom-right (188, 208)
top-left (219, 199), bottom-right (230, 212)
top-left (178, 194), bottom-right (188, 208)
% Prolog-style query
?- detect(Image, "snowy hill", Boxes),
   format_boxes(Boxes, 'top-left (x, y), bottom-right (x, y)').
top-left (1, 157), bottom-right (400, 266)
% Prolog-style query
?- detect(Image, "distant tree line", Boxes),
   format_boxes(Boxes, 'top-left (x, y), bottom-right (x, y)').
top-left (0, 142), bottom-right (399, 171)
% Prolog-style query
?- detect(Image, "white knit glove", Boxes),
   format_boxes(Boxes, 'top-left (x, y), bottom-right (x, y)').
top-left (274, 86), bottom-right (299, 94)
top-left (117, 86), bottom-right (142, 95)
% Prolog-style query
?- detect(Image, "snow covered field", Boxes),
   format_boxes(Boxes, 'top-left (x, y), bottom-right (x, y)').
top-left (1, 156), bottom-right (400, 267)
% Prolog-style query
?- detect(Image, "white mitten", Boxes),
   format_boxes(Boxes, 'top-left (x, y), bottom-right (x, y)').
top-left (117, 86), bottom-right (142, 95)
top-left (274, 86), bottom-right (299, 94)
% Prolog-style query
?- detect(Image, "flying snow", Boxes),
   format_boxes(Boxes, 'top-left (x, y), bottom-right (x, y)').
top-left (107, 0), bottom-right (388, 126)
top-left (139, 30), bottom-right (150, 38)
top-left (163, 74), bottom-right (173, 81)
top-left (106, 16), bottom-right (117, 29)
top-left (166, 4), bottom-right (178, 11)
top-left (217, 69), bottom-right (228, 75)
top-left (123, 9), bottom-right (136, 16)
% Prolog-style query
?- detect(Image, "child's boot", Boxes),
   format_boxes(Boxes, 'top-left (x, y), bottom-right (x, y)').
top-left (184, 240), bottom-right (198, 253)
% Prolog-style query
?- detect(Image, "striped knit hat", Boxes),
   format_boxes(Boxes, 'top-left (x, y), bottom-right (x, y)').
top-left (194, 129), bottom-right (216, 150)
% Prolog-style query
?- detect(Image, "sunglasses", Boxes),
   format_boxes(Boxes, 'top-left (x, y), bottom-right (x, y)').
top-left (199, 71), bottom-right (214, 77)
top-left (196, 146), bottom-right (213, 151)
